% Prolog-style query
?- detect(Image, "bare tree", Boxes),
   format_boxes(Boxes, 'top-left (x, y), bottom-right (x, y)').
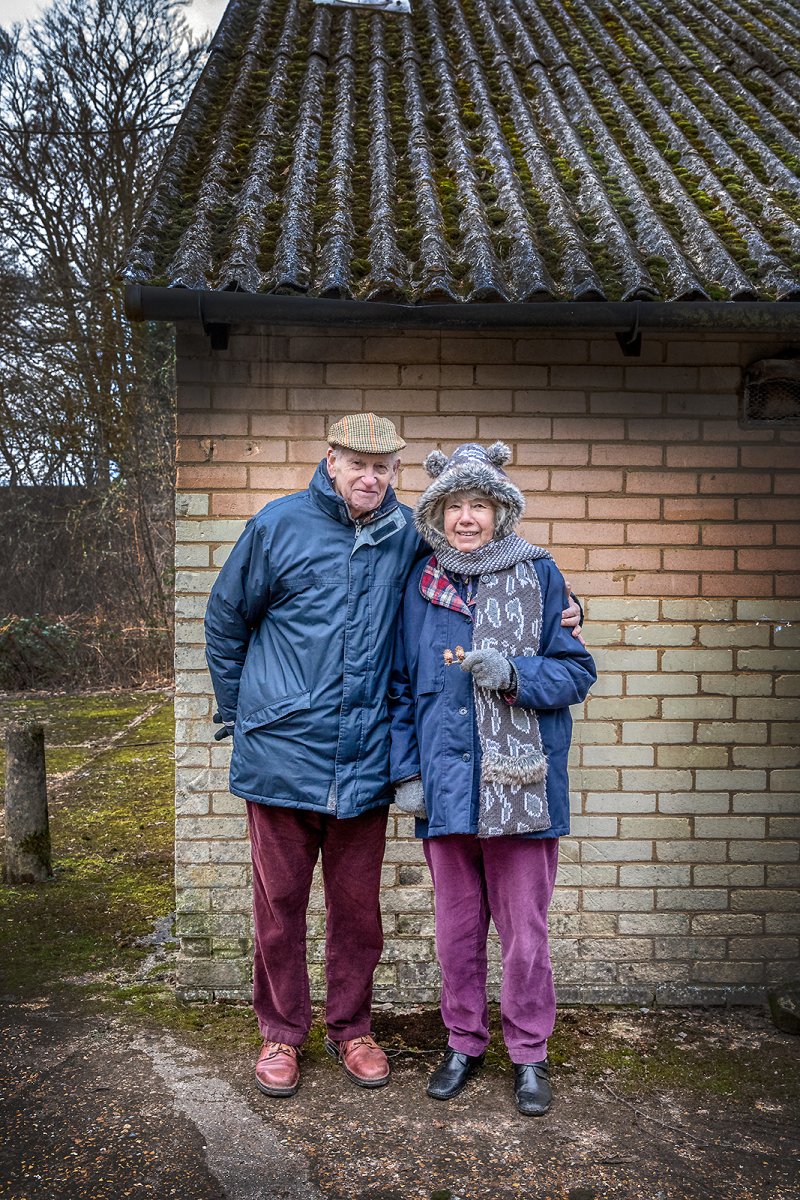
top-left (0, 0), bottom-right (206, 634)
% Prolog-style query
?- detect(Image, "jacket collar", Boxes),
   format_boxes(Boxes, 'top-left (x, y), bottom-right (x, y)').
top-left (308, 458), bottom-right (400, 527)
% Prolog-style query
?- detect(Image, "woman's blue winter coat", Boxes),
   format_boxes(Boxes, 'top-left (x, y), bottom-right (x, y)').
top-left (204, 460), bottom-right (423, 817)
top-left (388, 556), bottom-right (597, 838)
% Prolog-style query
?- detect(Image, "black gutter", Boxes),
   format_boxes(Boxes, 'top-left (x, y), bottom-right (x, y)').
top-left (125, 283), bottom-right (800, 341)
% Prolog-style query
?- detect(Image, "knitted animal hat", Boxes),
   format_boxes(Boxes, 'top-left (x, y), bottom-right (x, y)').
top-left (414, 442), bottom-right (525, 550)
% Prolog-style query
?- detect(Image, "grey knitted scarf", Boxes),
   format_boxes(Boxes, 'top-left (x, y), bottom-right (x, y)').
top-left (438, 536), bottom-right (554, 838)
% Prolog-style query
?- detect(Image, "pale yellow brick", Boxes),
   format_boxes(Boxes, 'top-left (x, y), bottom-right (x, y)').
top-left (625, 625), bottom-right (696, 647)
top-left (627, 674), bottom-right (699, 696)
top-left (176, 620), bottom-right (205, 644)
top-left (770, 769), bottom-right (800, 791)
top-left (656, 745), bottom-right (727, 768)
top-left (695, 769), bottom-right (766, 791)
top-left (176, 518), bottom-right (246, 544)
top-left (776, 675), bottom-right (800, 696)
top-left (587, 598), bottom-right (660, 621)
top-left (662, 599), bottom-right (734, 621)
top-left (654, 935), bottom-right (726, 959)
top-left (623, 768), bottom-right (693, 791)
top-left (618, 913), bottom-right (689, 934)
top-left (697, 722), bottom-right (766, 744)
top-left (729, 840), bottom-right (798, 862)
top-left (581, 839), bottom-right (653, 862)
top-left (175, 744), bottom-right (210, 767)
top-left (695, 815), bottom-right (766, 838)
top-left (740, 649), bottom-right (800, 671)
top-left (733, 747), bottom-right (800, 768)
top-left (733, 793), bottom-right (798, 815)
top-left (773, 723), bottom-right (800, 743)
top-left (585, 622), bottom-right (624, 646)
top-left (699, 624), bottom-right (771, 647)
top-left (693, 864), bottom-right (765, 886)
top-left (175, 792), bottom-right (210, 816)
top-left (176, 544), bottom-right (210, 568)
top-left (620, 817), bottom-right (691, 838)
top-left (582, 745), bottom-right (654, 767)
top-left (620, 864), bottom-right (691, 887)
top-left (176, 493), bottom-right (209, 516)
top-left (570, 816), bottom-right (618, 837)
top-left (587, 673), bottom-right (623, 697)
top-left (175, 671), bottom-right (215, 696)
top-left (737, 601), bottom-right (800, 621)
top-left (557, 864), bottom-right (617, 887)
top-left (583, 889), bottom-right (655, 911)
top-left (658, 793), bottom-right (729, 813)
top-left (175, 570), bottom-right (215, 595)
top-left (574, 767), bottom-right (619, 790)
top-left (692, 962), bottom-right (764, 983)
top-left (211, 793), bottom-right (247, 815)
top-left (594, 647), bottom-right (658, 672)
top-left (731, 889), bottom-right (797, 912)
top-left (175, 645), bottom-right (208, 671)
top-left (549, 888), bottom-right (580, 911)
top-left (701, 673), bottom-right (773, 696)
top-left (174, 695), bottom-right (211, 719)
top-left (765, 914), bottom-right (800, 933)
top-left (730, 936), bottom-right (798, 959)
top-left (581, 938), bottom-right (653, 961)
top-left (662, 697), bottom-right (733, 718)
top-left (585, 792), bottom-right (656, 813)
top-left (623, 721), bottom-right (694, 744)
top-left (588, 697), bottom-right (659, 720)
top-left (572, 721), bottom-right (618, 745)
top-left (775, 625), bottom-right (800, 646)
top-left (661, 649), bottom-right (733, 672)
top-left (691, 913), bottom-right (763, 935)
top-left (656, 839), bottom-right (727, 862)
top-left (657, 888), bottom-right (728, 910)
top-left (176, 594), bottom-right (209, 620)
top-left (770, 816), bottom-right (800, 838)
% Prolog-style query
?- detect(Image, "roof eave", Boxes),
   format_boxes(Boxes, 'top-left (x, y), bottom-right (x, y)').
top-left (125, 283), bottom-right (800, 341)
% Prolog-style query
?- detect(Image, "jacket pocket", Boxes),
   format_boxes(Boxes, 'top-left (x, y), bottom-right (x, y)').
top-left (239, 691), bottom-right (311, 732)
top-left (416, 673), bottom-right (444, 696)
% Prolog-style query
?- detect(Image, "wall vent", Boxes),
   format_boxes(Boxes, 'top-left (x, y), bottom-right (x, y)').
top-left (742, 358), bottom-right (800, 427)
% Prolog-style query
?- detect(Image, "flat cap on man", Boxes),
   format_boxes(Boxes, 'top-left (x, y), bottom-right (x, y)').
top-left (327, 413), bottom-right (406, 454)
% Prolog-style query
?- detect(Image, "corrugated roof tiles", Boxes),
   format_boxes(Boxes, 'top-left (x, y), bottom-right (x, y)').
top-left (125, 0), bottom-right (800, 304)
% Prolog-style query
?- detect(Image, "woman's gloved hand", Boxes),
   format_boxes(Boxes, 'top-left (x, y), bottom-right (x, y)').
top-left (460, 648), bottom-right (513, 691)
top-left (394, 777), bottom-right (427, 818)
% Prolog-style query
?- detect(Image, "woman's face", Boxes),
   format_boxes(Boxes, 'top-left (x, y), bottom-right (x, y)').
top-left (443, 494), bottom-right (496, 551)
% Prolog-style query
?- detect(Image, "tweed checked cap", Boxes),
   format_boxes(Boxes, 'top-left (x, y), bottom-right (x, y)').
top-left (327, 413), bottom-right (405, 454)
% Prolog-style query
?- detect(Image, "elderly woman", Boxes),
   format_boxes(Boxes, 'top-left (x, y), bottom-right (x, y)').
top-left (389, 442), bottom-right (596, 1116)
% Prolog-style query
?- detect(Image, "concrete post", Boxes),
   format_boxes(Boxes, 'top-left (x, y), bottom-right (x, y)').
top-left (4, 723), bottom-right (52, 883)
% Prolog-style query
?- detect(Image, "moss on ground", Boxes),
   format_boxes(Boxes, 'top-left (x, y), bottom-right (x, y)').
top-left (0, 694), bottom-right (174, 991)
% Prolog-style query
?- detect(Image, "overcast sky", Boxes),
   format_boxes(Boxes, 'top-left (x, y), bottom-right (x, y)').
top-left (0, 0), bottom-right (227, 38)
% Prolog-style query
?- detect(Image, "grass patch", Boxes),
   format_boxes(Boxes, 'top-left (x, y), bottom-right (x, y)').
top-left (0, 693), bottom-right (174, 992)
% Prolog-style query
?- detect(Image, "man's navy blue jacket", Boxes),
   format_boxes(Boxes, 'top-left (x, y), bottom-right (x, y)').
top-left (204, 460), bottom-right (423, 817)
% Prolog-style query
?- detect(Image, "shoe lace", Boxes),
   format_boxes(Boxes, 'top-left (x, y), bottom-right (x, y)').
top-left (267, 1042), bottom-right (297, 1059)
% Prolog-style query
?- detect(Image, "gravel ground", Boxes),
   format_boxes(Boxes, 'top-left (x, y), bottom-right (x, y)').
top-left (2, 993), bottom-right (798, 1200)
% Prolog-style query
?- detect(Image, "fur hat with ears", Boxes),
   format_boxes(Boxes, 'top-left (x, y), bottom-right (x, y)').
top-left (414, 441), bottom-right (525, 550)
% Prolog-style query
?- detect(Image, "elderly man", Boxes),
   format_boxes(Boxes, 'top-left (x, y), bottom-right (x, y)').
top-left (204, 414), bottom-right (582, 1099)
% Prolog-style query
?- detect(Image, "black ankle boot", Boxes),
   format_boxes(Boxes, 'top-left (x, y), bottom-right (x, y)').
top-left (426, 1048), bottom-right (485, 1100)
top-left (513, 1059), bottom-right (552, 1115)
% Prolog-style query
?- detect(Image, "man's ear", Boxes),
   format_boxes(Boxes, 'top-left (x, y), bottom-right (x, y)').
top-left (326, 446), bottom-right (337, 478)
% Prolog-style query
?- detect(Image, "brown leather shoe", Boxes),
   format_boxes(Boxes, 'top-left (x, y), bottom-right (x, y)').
top-left (325, 1034), bottom-right (390, 1088)
top-left (255, 1041), bottom-right (300, 1097)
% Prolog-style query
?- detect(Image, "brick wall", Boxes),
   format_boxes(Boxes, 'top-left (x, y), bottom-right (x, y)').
top-left (173, 324), bottom-right (800, 1005)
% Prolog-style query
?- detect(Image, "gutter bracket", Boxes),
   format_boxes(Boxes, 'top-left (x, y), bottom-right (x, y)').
top-left (616, 302), bottom-right (642, 357)
top-left (198, 294), bottom-right (230, 351)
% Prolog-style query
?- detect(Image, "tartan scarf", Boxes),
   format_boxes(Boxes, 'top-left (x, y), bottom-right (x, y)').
top-left (420, 539), bottom-right (554, 837)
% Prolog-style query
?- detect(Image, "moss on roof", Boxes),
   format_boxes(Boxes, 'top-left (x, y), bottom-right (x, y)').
top-left (125, 0), bottom-right (800, 302)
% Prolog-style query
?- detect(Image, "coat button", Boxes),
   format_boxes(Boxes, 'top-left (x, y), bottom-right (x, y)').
top-left (462, 752), bottom-right (471, 762)
top-left (459, 707), bottom-right (468, 715)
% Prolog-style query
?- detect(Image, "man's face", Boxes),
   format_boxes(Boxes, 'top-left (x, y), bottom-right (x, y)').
top-left (326, 447), bottom-right (400, 520)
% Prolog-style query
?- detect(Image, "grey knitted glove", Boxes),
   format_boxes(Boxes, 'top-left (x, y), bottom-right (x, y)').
top-left (460, 648), bottom-right (513, 691)
top-left (394, 777), bottom-right (426, 818)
